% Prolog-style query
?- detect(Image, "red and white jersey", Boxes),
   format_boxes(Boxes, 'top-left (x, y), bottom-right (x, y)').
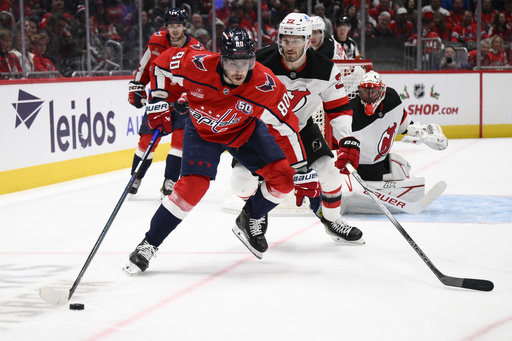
top-left (350, 87), bottom-right (410, 165)
top-left (151, 48), bottom-right (306, 168)
top-left (133, 30), bottom-right (204, 101)
top-left (256, 45), bottom-right (353, 143)
top-left (315, 35), bottom-right (348, 61)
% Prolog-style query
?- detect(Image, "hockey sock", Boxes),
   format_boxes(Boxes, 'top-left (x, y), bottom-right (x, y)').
top-left (245, 186), bottom-right (278, 219)
top-left (164, 154), bottom-right (182, 181)
top-left (145, 205), bottom-right (182, 247)
top-left (131, 154), bottom-right (153, 179)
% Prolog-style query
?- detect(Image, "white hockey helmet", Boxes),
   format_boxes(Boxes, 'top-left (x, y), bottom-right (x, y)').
top-left (358, 71), bottom-right (387, 116)
top-left (278, 13), bottom-right (312, 58)
top-left (309, 15), bottom-right (325, 32)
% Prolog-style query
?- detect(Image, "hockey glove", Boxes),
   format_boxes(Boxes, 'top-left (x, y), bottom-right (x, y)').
top-left (335, 137), bottom-right (360, 174)
top-left (402, 122), bottom-right (448, 150)
top-left (128, 81), bottom-right (147, 108)
top-left (293, 168), bottom-right (321, 208)
top-left (172, 92), bottom-right (189, 115)
top-left (146, 100), bottom-right (172, 135)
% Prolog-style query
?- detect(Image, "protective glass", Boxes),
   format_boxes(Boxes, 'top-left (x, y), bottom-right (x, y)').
top-left (279, 36), bottom-right (306, 48)
top-left (222, 57), bottom-right (255, 72)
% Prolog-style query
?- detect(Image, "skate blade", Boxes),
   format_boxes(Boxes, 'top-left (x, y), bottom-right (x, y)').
top-left (232, 226), bottom-right (263, 259)
top-left (329, 235), bottom-right (366, 245)
top-left (122, 261), bottom-right (142, 276)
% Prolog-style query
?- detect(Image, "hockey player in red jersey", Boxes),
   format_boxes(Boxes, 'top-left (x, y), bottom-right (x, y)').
top-left (127, 8), bottom-right (205, 198)
top-left (230, 13), bottom-right (364, 244)
top-left (342, 71), bottom-right (448, 214)
top-left (123, 28), bottom-right (306, 274)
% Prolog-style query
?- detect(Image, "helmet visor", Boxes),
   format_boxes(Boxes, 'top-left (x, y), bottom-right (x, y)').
top-left (222, 57), bottom-right (256, 72)
top-left (279, 36), bottom-right (306, 48)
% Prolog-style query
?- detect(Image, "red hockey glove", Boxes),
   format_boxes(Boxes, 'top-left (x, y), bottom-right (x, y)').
top-left (128, 81), bottom-right (147, 108)
top-left (146, 100), bottom-right (172, 135)
top-left (172, 92), bottom-right (189, 115)
top-left (293, 169), bottom-right (321, 207)
top-left (335, 137), bottom-right (360, 174)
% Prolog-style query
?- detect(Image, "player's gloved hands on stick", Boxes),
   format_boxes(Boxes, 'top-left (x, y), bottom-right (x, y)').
top-left (293, 168), bottom-right (321, 208)
top-left (147, 99), bottom-right (172, 135)
top-left (128, 81), bottom-right (147, 108)
top-left (402, 122), bottom-right (448, 150)
top-left (335, 136), bottom-right (360, 174)
top-left (172, 92), bottom-right (189, 115)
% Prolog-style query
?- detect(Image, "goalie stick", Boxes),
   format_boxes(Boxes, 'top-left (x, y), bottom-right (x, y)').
top-left (350, 179), bottom-right (447, 214)
top-left (39, 129), bottom-right (161, 305)
top-left (346, 164), bottom-right (494, 292)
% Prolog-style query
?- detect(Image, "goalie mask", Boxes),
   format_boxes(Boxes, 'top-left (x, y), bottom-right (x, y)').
top-left (358, 71), bottom-right (386, 116)
top-left (278, 13), bottom-right (312, 60)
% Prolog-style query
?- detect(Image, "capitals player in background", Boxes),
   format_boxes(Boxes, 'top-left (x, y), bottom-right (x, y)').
top-left (127, 8), bottom-right (204, 198)
top-left (309, 16), bottom-right (348, 61)
top-left (343, 71), bottom-right (448, 213)
top-left (230, 13), bottom-right (364, 244)
top-left (123, 28), bottom-right (307, 274)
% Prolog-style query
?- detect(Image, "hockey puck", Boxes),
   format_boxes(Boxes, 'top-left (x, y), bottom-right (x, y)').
top-left (69, 303), bottom-right (85, 310)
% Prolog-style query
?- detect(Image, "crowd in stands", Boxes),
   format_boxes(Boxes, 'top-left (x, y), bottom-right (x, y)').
top-left (1, 0), bottom-right (512, 78)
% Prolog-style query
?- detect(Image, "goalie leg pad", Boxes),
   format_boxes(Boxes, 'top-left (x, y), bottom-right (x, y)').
top-left (383, 153), bottom-right (411, 181)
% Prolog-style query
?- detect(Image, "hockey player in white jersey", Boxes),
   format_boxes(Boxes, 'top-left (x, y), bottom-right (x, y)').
top-left (309, 15), bottom-right (347, 61)
top-left (231, 13), bottom-right (364, 244)
top-left (342, 70), bottom-right (448, 214)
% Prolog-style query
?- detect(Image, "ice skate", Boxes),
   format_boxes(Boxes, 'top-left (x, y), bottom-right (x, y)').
top-left (232, 208), bottom-right (268, 259)
top-left (160, 178), bottom-right (175, 199)
top-left (316, 209), bottom-right (365, 244)
top-left (128, 178), bottom-right (142, 196)
top-left (123, 238), bottom-right (158, 275)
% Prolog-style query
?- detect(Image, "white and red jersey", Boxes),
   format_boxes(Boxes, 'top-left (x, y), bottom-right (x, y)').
top-left (315, 35), bottom-right (348, 61)
top-left (151, 48), bottom-right (306, 168)
top-left (133, 30), bottom-right (204, 101)
top-left (350, 87), bottom-right (411, 165)
top-left (256, 45), bottom-right (353, 144)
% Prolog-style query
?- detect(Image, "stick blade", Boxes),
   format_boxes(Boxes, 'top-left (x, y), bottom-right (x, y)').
top-left (39, 286), bottom-right (69, 305)
top-left (440, 276), bottom-right (494, 292)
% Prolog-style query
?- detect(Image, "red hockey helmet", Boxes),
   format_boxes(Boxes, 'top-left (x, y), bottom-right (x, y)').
top-left (358, 71), bottom-right (386, 116)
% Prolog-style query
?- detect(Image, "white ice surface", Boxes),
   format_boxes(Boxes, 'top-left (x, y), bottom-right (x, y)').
top-left (1, 138), bottom-right (511, 341)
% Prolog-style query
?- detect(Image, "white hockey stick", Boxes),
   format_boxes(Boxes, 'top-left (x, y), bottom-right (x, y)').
top-left (346, 163), bottom-right (493, 292)
top-left (356, 180), bottom-right (447, 215)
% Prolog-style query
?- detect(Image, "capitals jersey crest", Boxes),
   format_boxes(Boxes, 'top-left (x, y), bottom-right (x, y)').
top-left (192, 54), bottom-right (208, 71)
top-left (256, 73), bottom-right (276, 92)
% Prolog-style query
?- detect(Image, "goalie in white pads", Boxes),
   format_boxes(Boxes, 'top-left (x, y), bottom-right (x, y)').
top-left (343, 70), bottom-right (448, 214)
top-left (231, 13), bottom-right (364, 244)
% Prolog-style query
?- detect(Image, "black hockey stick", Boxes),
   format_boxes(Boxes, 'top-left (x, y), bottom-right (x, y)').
top-left (40, 129), bottom-right (161, 305)
top-left (346, 163), bottom-right (494, 292)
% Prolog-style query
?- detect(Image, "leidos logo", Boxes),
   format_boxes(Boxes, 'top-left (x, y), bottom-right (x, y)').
top-left (11, 90), bottom-right (44, 129)
top-left (12, 90), bottom-right (116, 153)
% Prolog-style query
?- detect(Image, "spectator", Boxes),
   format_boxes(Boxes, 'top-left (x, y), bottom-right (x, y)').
top-left (422, 0), bottom-right (451, 22)
top-left (30, 32), bottom-right (60, 73)
top-left (373, 11), bottom-right (394, 37)
top-left (409, 16), bottom-right (443, 54)
top-left (433, 45), bottom-right (471, 70)
top-left (432, 11), bottom-right (452, 40)
top-left (388, 7), bottom-right (414, 40)
top-left (370, 0), bottom-right (395, 22)
top-left (0, 28), bottom-right (22, 73)
top-left (314, 3), bottom-right (333, 36)
top-left (483, 34), bottom-right (510, 66)
top-left (188, 13), bottom-right (204, 37)
top-left (231, 4), bottom-right (254, 34)
top-left (227, 16), bottom-right (240, 30)
top-left (480, 0), bottom-right (499, 34)
top-left (253, 3), bottom-right (278, 47)
top-left (195, 28), bottom-right (211, 51)
top-left (334, 15), bottom-right (362, 59)
top-left (489, 12), bottom-right (511, 42)
top-left (468, 38), bottom-right (491, 68)
top-left (11, 30), bottom-right (35, 71)
top-left (106, 0), bottom-right (128, 28)
top-left (212, 18), bottom-right (225, 52)
top-left (451, 10), bottom-right (489, 42)
top-left (503, 0), bottom-right (512, 24)
top-left (364, 21), bottom-right (375, 38)
top-left (344, 4), bottom-right (360, 38)
top-left (241, 0), bottom-right (257, 25)
top-left (39, 0), bottom-right (73, 30)
top-left (449, 0), bottom-right (466, 26)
